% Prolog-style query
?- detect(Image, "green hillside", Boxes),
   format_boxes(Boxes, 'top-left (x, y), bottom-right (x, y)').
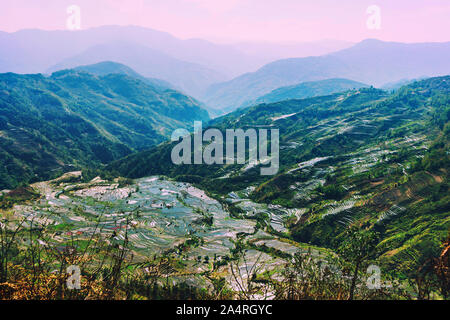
top-left (0, 70), bottom-right (209, 189)
top-left (73, 61), bottom-right (176, 91)
top-left (242, 78), bottom-right (369, 108)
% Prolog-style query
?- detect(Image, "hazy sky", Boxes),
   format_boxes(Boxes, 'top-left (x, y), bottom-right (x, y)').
top-left (1, 0), bottom-right (449, 43)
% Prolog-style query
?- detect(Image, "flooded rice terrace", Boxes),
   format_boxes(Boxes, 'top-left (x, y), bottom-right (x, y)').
top-left (14, 174), bottom-right (305, 284)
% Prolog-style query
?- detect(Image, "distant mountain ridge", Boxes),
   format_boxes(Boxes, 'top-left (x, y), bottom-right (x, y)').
top-left (231, 39), bottom-right (353, 62)
top-left (202, 39), bottom-right (450, 112)
top-left (0, 26), bottom-right (353, 77)
top-left (72, 61), bottom-right (176, 91)
top-left (240, 78), bottom-right (369, 110)
top-left (46, 42), bottom-right (225, 97)
top-left (0, 26), bottom-right (370, 100)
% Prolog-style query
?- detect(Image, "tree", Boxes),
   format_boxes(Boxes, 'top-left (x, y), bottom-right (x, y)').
top-left (338, 226), bottom-right (379, 300)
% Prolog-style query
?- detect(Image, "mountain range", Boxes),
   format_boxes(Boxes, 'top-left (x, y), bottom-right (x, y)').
top-left (72, 61), bottom-right (176, 91)
top-left (46, 42), bottom-right (225, 97)
top-left (0, 26), bottom-right (354, 98)
top-left (202, 39), bottom-right (450, 112)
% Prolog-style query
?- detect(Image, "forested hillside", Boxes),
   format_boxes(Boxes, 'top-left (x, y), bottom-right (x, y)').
top-left (73, 61), bottom-right (176, 91)
top-left (0, 70), bottom-right (209, 189)
top-left (242, 78), bottom-right (368, 108)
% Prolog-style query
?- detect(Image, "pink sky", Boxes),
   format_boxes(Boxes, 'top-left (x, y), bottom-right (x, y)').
top-left (0, 0), bottom-right (449, 43)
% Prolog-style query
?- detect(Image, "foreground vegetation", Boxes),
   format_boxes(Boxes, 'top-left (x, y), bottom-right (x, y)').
top-left (1, 208), bottom-right (448, 299)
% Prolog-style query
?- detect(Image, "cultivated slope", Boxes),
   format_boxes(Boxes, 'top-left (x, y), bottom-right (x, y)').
top-left (108, 76), bottom-right (450, 271)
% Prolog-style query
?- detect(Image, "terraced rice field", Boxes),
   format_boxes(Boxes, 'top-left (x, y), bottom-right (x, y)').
top-left (12, 175), bottom-right (304, 280)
